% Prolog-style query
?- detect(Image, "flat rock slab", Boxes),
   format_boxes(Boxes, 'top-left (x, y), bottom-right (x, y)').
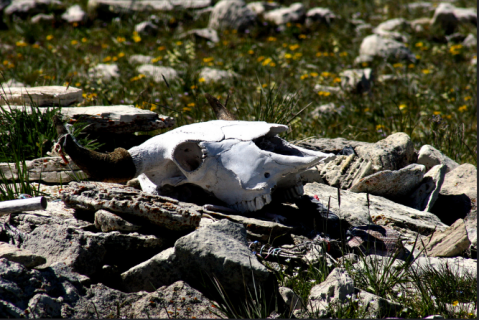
top-left (1, 86), bottom-right (83, 107)
top-left (89, 0), bottom-right (212, 12)
top-left (296, 137), bottom-right (371, 154)
top-left (61, 181), bottom-right (202, 231)
top-left (0, 156), bottom-right (85, 184)
top-left (315, 155), bottom-right (374, 189)
top-left (406, 164), bottom-right (447, 211)
top-left (61, 105), bottom-right (175, 133)
top-left (349, 163), bottom-right (426, 200)
top-left (417, 144), bottom-right (459, 173)
top-left (0, 242), bottom-right (46, 268)
top-left (304, 182), bottom-right (447, 239)
top-left (420, 218), bottom-right (471, 257)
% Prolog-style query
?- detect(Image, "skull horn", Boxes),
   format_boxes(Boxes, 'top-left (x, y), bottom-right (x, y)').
top-left (53, 115), bottom-right (136, 183)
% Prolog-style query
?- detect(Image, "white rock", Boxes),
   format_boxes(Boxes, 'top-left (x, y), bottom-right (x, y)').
top-left (88, 0), bottom-right (211, 12)
top-left (61, 4), bottom-right (86, 23)
top-left (430, 3), bottom-right (477, 34)
top-left (30, 13), bottom-right (53, 23)
top-left (359, 34), bottom-right (416, 62)
top-left (264, 2), bottom-right (305, 25)
top-left (0, 242), bottom-right (46, 268)
top-left (314, 84), bottom-right (342, 94)
top-left (411, 256), bottom-right (477, 278)
top-left (4, 0), bottom-right (62, 17)
top-left (198, 67), bottom-right (237, 84)
top-left (279, 287), bottom-right (303, 311)
top-left (208, 0), bottom-right (257, 31)
top-left (417, 144), bottom-right (459, 172)
top-left (462, 33), bottom-right (477, 47)
top-left (305, 7), bottom-right (337, 27)
top-left (407, 164), bottom-right (447, 212)
top-left (128, 54), bottom-right (154, 65)
top-left (340, 68), bottom-right (373, 94)
top-left (310, 103), bottom-right (338, 119)
top-left (182, 28), bottom-right (219, 43)
top-left (0, 86), bottom-right (83, 106)
top-left (134, 21), bottom-right (158, 35)
top-left (94, 209), bottom-right (142, 232)
top-left (136, 65), bottom-right (179, 84)
top-left (88, 63), bottom-right (120, 81)
top-left (247, 1), bottom-right (280, 15)
top-left (374, 18), bottom-right (411, 32)
top-left (1, 79), bottom-right (26, 87)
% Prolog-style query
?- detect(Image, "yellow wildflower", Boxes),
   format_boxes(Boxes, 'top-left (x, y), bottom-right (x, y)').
top-left (118, 52), bottom-right (125, 58)
top-left (117, 36), bottom-right (126, 43)
top-left (333, 77), bottom-right (341, 83)
top-left (191, 85), bottom-right (198, 89)
top-left (112, 56), bottom-right (118, 61)
top-left (75, 82), bottom-right (81, 87)
top-left (458, 105), bottom-right (467, 112)
top-left (362, 62), bottom-right (368, 67)
top-left (248, 50), bottom-right (254, 54)
top-left (399, 104), bottom-right (407, 110)
top-left (16, 41), bottom-right (28, 47)
top-left (376, 124), bottom-right (384, 131)
top-left (198, 77), bottom-right (205, 83)
top-left (300, 74), bottom-right (309, 80)
top-left (339, 52), bottom-right (347, 57)
top-left (393, 63), bottom-right (403, 68)
top-left (158, 46), bottom-right (166, 51)
top-left (183, 107), bottom-right (192, 112)
top-left (103, 56), bottom-right (112, 62)
top-left (310, 72), bottom-right (318, 77)
top-left (81, 37), bottom-right (87, 43)
top-left (132, 32), bottom-right (142, 43)
top-left (464, 96), bottom-right (472, 101)
top-left (262, 83), bottom-right (268, 88)
top-left (71, 40), bottom-right (78, 45)
top-left (262, 57), bottom-right (272, 66)
top-left (257, 56), bottom-right (265, 62)
top-left (289, 44), bottom-right (299, 51)
top-left (267, 36), bottom-right (277, 42)
top-left (284, 53), bottom-right (292, 59)
top-left (101, 44), bottom-right (108, 49)
top-left (415, 42), bottom-right (423, 47)
top-left (422, 69), bottom-right (431, 74)
top-left (203, 57), bottom-right (214, 63)
top-left (32, 44), bottom-right (40, 49)
top-left (433, 111), bottom-right (441, 115)
top-left (150, 105), bottom-right (157, 111)
top-left (299, 34), bottom-right (306, 39)
top-left (46, 35), bottom-right (54, 41)
top-left (176, 41), bottom-right (182, 46)
top-left (321, 72), bottom-right (331, 77)
top-left (316, 52), bottom-right (322, 57)
top-left (408, 64), bottom-right (415, 68)
top-left (452, 301), bottom-right (459, 307)
top-left (318, 91), bottom-right (331, 97)
top-left (187, 102), bottom-right (195, 107)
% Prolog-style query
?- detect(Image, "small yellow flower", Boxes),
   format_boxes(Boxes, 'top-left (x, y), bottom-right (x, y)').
top-left (318, 91), bottom-right (331, 97)
top-left (289, 44), bottom-right (299, 51)
top-left (295, 23), bottom-right (302, 28)
top-left (362, 62), bottom-right (368, 67)
top-left (339, 52), bottom-right (348, 57)
top-left (150, 105), bottom-right (157, 111)
top-left (191, 85), bottom-right (197, 89)
top-left (262, 57), bottom-right (272, 66)
top-left (464, 96), bottom-right (472, 101)
top-left (103, 56), bottom-right (112, 62)
top-left (101, 44), bottom-right (108, 49)
top-left (32, 44), bottom-right (40, 49)
top-left (458, 105), bottom-right (467, 112)
top-left (422, 69), bottom-right (431, 74)
top-left (299, 34), bottom-right (307, 39)
top-left (222, 40), bottom-right (229, 46)
top-left (232, 29), bottom-right (237, 34)
top-left (71, 40), bottom-right (78, 45)
top-left (187, 102), bottom-right (195, 107)
top-left (176, 41), bottom-right (183, 46)
top-left (118, 52), bottom-right (125, 58)
top-left (72, 22), bottom-right (79, 27)
top-left (333, 77), bottom-right (341, 83)
top-left (282, 43), bottom-right (288, 47)
top-left (262, 83), bottom-right (268, 88)
top-left (257, 56), bottom-right (265, 62)
top-left (415, 55), bottom-right (421, 60)
top-left (284, 53), bottom-right (292, 59)
top-left (321, 72), bottom-right (331, 77)
top-left (46, 35), bottom-right (54, 41)
top-left (75, 82), bottom-right (81, 87)
top-left (433, 111), bottom-right (441, 115)
top-left (363, 108), bottom-right (370, 112)
top-left (81, 37), bottom-right (87, 43)
top-left (158, 46), bottom-right (166, 51)
top-left (376, 124), bottom-right (384, 131)
top-left (117, 36), bottom-right (126, 43)
top-left (300, 74), bottom-right (309, 80)
top-left (293, 52), bottom-right (302, 59)
top-left (269, 62), bottom-right (276, 67)
top-left (182, 107), bottom-right (192, 112)
top-left (286, 22), bottom-right (291, 27)
top-left (415, 42), bottom-right (423, 47)
top-left (203, 57), bottom-right (214, 63)
top-left (112, 56), bottom-right (118, 61)
top-left (393, 63), bottom-right (403, 68)
top-left (399, 104), bottom-right (407, 110)
top-left (445, 114), bottom-right (452, 119)
top-left (316, 52), bottom-right (322, 57)
top-left (310, 72), bottom-right (318, 77)
top-left (267, 36), bottom-right (277, 42)
top-left (133, 33), bottom-right (142, 43)
top-left (16, 41), bottom-right (28, 47)
top-left (248, 50), bottom-right (254, 54)
top-left (408, 64), bottom-right (415, 68)
top-left (198, 77), bottom-right (205, 83)
top-left (151, 56), bottom-right (162, 63)
top-left (452, 301), bottom-right (459, 307)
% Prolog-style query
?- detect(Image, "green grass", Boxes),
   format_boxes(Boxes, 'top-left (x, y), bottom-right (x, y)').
top-left (0, 0), bottom-right (476, 163)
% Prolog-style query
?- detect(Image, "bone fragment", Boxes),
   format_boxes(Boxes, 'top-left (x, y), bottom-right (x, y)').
top-left (0, 197), bottom-right (47, 215)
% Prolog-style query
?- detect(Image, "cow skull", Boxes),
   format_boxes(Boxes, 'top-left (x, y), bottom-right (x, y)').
top-left (57, 119), bottom-right (333, 212)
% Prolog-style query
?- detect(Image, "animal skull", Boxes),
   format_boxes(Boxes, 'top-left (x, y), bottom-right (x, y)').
top-left (128, 120), bottom-right (333, 212)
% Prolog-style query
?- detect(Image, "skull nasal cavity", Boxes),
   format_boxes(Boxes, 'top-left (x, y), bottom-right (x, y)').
top-left (173, 142), bottom-right (203, 172)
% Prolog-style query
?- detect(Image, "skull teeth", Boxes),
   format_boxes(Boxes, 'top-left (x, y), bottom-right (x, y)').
top-left (231, 193), bottom-right (273, 213)
top-left (282, 183), bottom-right (304, 201)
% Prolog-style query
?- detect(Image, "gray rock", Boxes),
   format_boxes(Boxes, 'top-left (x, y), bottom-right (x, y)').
top-left (1, 86), bottom-right (83, 107)
top-left (355, 23), bottom-right (373, 35)
top-left (21, 224), bottom-right (164, 278)
top-left (310, 103), bottom-right (341, 119)
top-left (313, 84), bottom-right (342, 94)
top-left (264, 2), bottom-right (305, 25)
top-left (198, 67), bottom-right (238, 84)
top-left (182, 28), bottom-right (219, 43)
top-left (94, 209), bottom-right (142, 233)
top-left (174, 219), bottom-right (272, 298)
top-left (315, 155), bottom-right (374, 189)
top-left (407, 164), bottom-right (447, 211)
top-left (208, 0), bottom-right (258, 31)
top-left (372, 28), bottom-right (409, 43)
top-left (463, 33), bottom-right (477, 47)
top-left (357, 289), bottom-right (402, 318)
top-left (0, 242), bottom-right (46, 268)
top-left (431, 163), bottom-right (477, 225)
top-left (296, 137), bottom-right (371, 154)
top-left (88, 63), bottom-right (120, 81)
top-left (304, 182), bottom-right (447, 238)
top-left (407, 2), bottom-right (434, 12)
top-left (4, 0), bottom-right (62, 18)
top-left (430, 3), bottom-right (477, 35)
top-left (340, 68), bottom-right (373, 94)
top-left (27, 293), bottom-right (62, 318)
top-left (411, 256), bottom-right (477, 278)
top-left (136, 64), bottom-right (179, 84)
top-left (374, 18), bottom-right (411, 33)
top-left (464, 209), bottom-right (477, 254)
top-left (420, 218), bottom-right (470, 257)
top-left (1, 78), bottom-right (26, 87)
top-left (305, 7), bottom-right (336, 27)
top-left (349, 164), bottom-right (426, 200)
top-left (87, 0), bottom-right (211, 13)
top-left (30, 12), bottom-right (53, 23)
top-left (307, 268), bottom-right (354, 316)
top-left (135, 21), bottom-right (158, 35)
top-left (417, 144), bottom-right (459, 172)
top-left (354, 132), bottom-right (416, 172)
top-left (359, 34), bottom-right (416, 62)
top-left (0, 299), bottom-right (25, 318)
top-left (121, 247), bottom-right (182, 292)
top-left (128, 54), bottom-right (154, 65)
top-left (279, 287), bottom-right (303, 312)
top-left (61, 4), bottom-right (86, 23)
top-left (247, 1), bottom-right (280, 15)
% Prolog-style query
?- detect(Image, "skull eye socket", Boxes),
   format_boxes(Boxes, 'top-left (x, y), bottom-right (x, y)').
top-left (264, 172), bottom-right (270, 178)
top-left (173, 142), bottom-right (203, 172)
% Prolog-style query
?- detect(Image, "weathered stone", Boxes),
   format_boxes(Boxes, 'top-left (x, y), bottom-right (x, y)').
top-left (357, 289), bottom-right (402, 318)
top-left (0, 86), bottom-right (83, 107)
top-left (411, 256), bottom-right (477, 278)
top-left (87, 0), bottom-right (211, 13)
top-left (305, 7), bottom-right (336, 27)
top-left (61, 181), bottom-right (202, 231)
top-left (0, 156), bottom-right (84, 184)
top-left (315, 155), bottom-right (374, 189)
top-left (136, 64), bottom-right (179, 84)
top-left (313, 84), bottom-right (342, 94)
top-left (354, 132), bottom-right (416, 171)
top-left (21, 224), bottom-right (164, 278)
top-left (407, 2), bottom-right (434, 12)
top-left (372, 28), bottom-right (409, 43)
top-left (247, 1), bottom-right (280, 15)
top-left (347, 225), bottom-right (405, 258)
top-left (135, 21), bottom-right (158, 35)
top-left (198, 67), bottom-right (238, 84)
top-left (27, 293), bottom-right (62, 318)
top-left (432, 163), bottom-right (477, 225)
top-left (430, 3), bottom-right (477, 35)
top-left (121, 247), bottom-right (181, 292)
top-left (128, 54), bottom-right (154, 65)
top-left (355, 23), bottom-right (373, 35)
top-left (310, 103), bottom-right (338, 119)
top-left (1, 78), bottom-right (26, 87)
top-left (407, 164), bottom-right (447, 211)
top-left (307, 268), bottom-right (354, 316)
top-left (296, 137), bottom-right (371, 154)
top-left (0, 242), bottom-right (46, 268)
top-left (60, 105), bottom-right (174, 134)
top-left (4, 0), bottom-right (63, 18)
top-left (374, 18), bottom-right (411, 33)
top-left (61, 4), bottom-right (86, 23)
top-left (88, 63), bottom-right (120, 81)
top-left (94, 209), bottom-right (141, 233)
top-left (464, 209), bottom-right (477, 253)
top-left (340, 68), bottom-right (373, 94)
top-left (264, 2), bottom-right (305, 25)
top-left (349, 164), bottom-right (426, 200)
top-left (174, 220), bottom-right (272, 298)
top-left (420, 218), bottom-right (471, 257)
top-left (359, 34), bottom-right (416, 62)
top-left (304, 182), bottom-right (447, 238)
top-left (208, 0), bottom-right (257, 31)
top-left (279, 287), bottom-right (303, 312)
top-left (181, 28), bottom-right (219, 43)
top-left (30, 12), bottom-right (53, 23)
top-left (417, 145), bottom-right (459, 173)
top-left (463, 33), bottom-right (477, 47)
